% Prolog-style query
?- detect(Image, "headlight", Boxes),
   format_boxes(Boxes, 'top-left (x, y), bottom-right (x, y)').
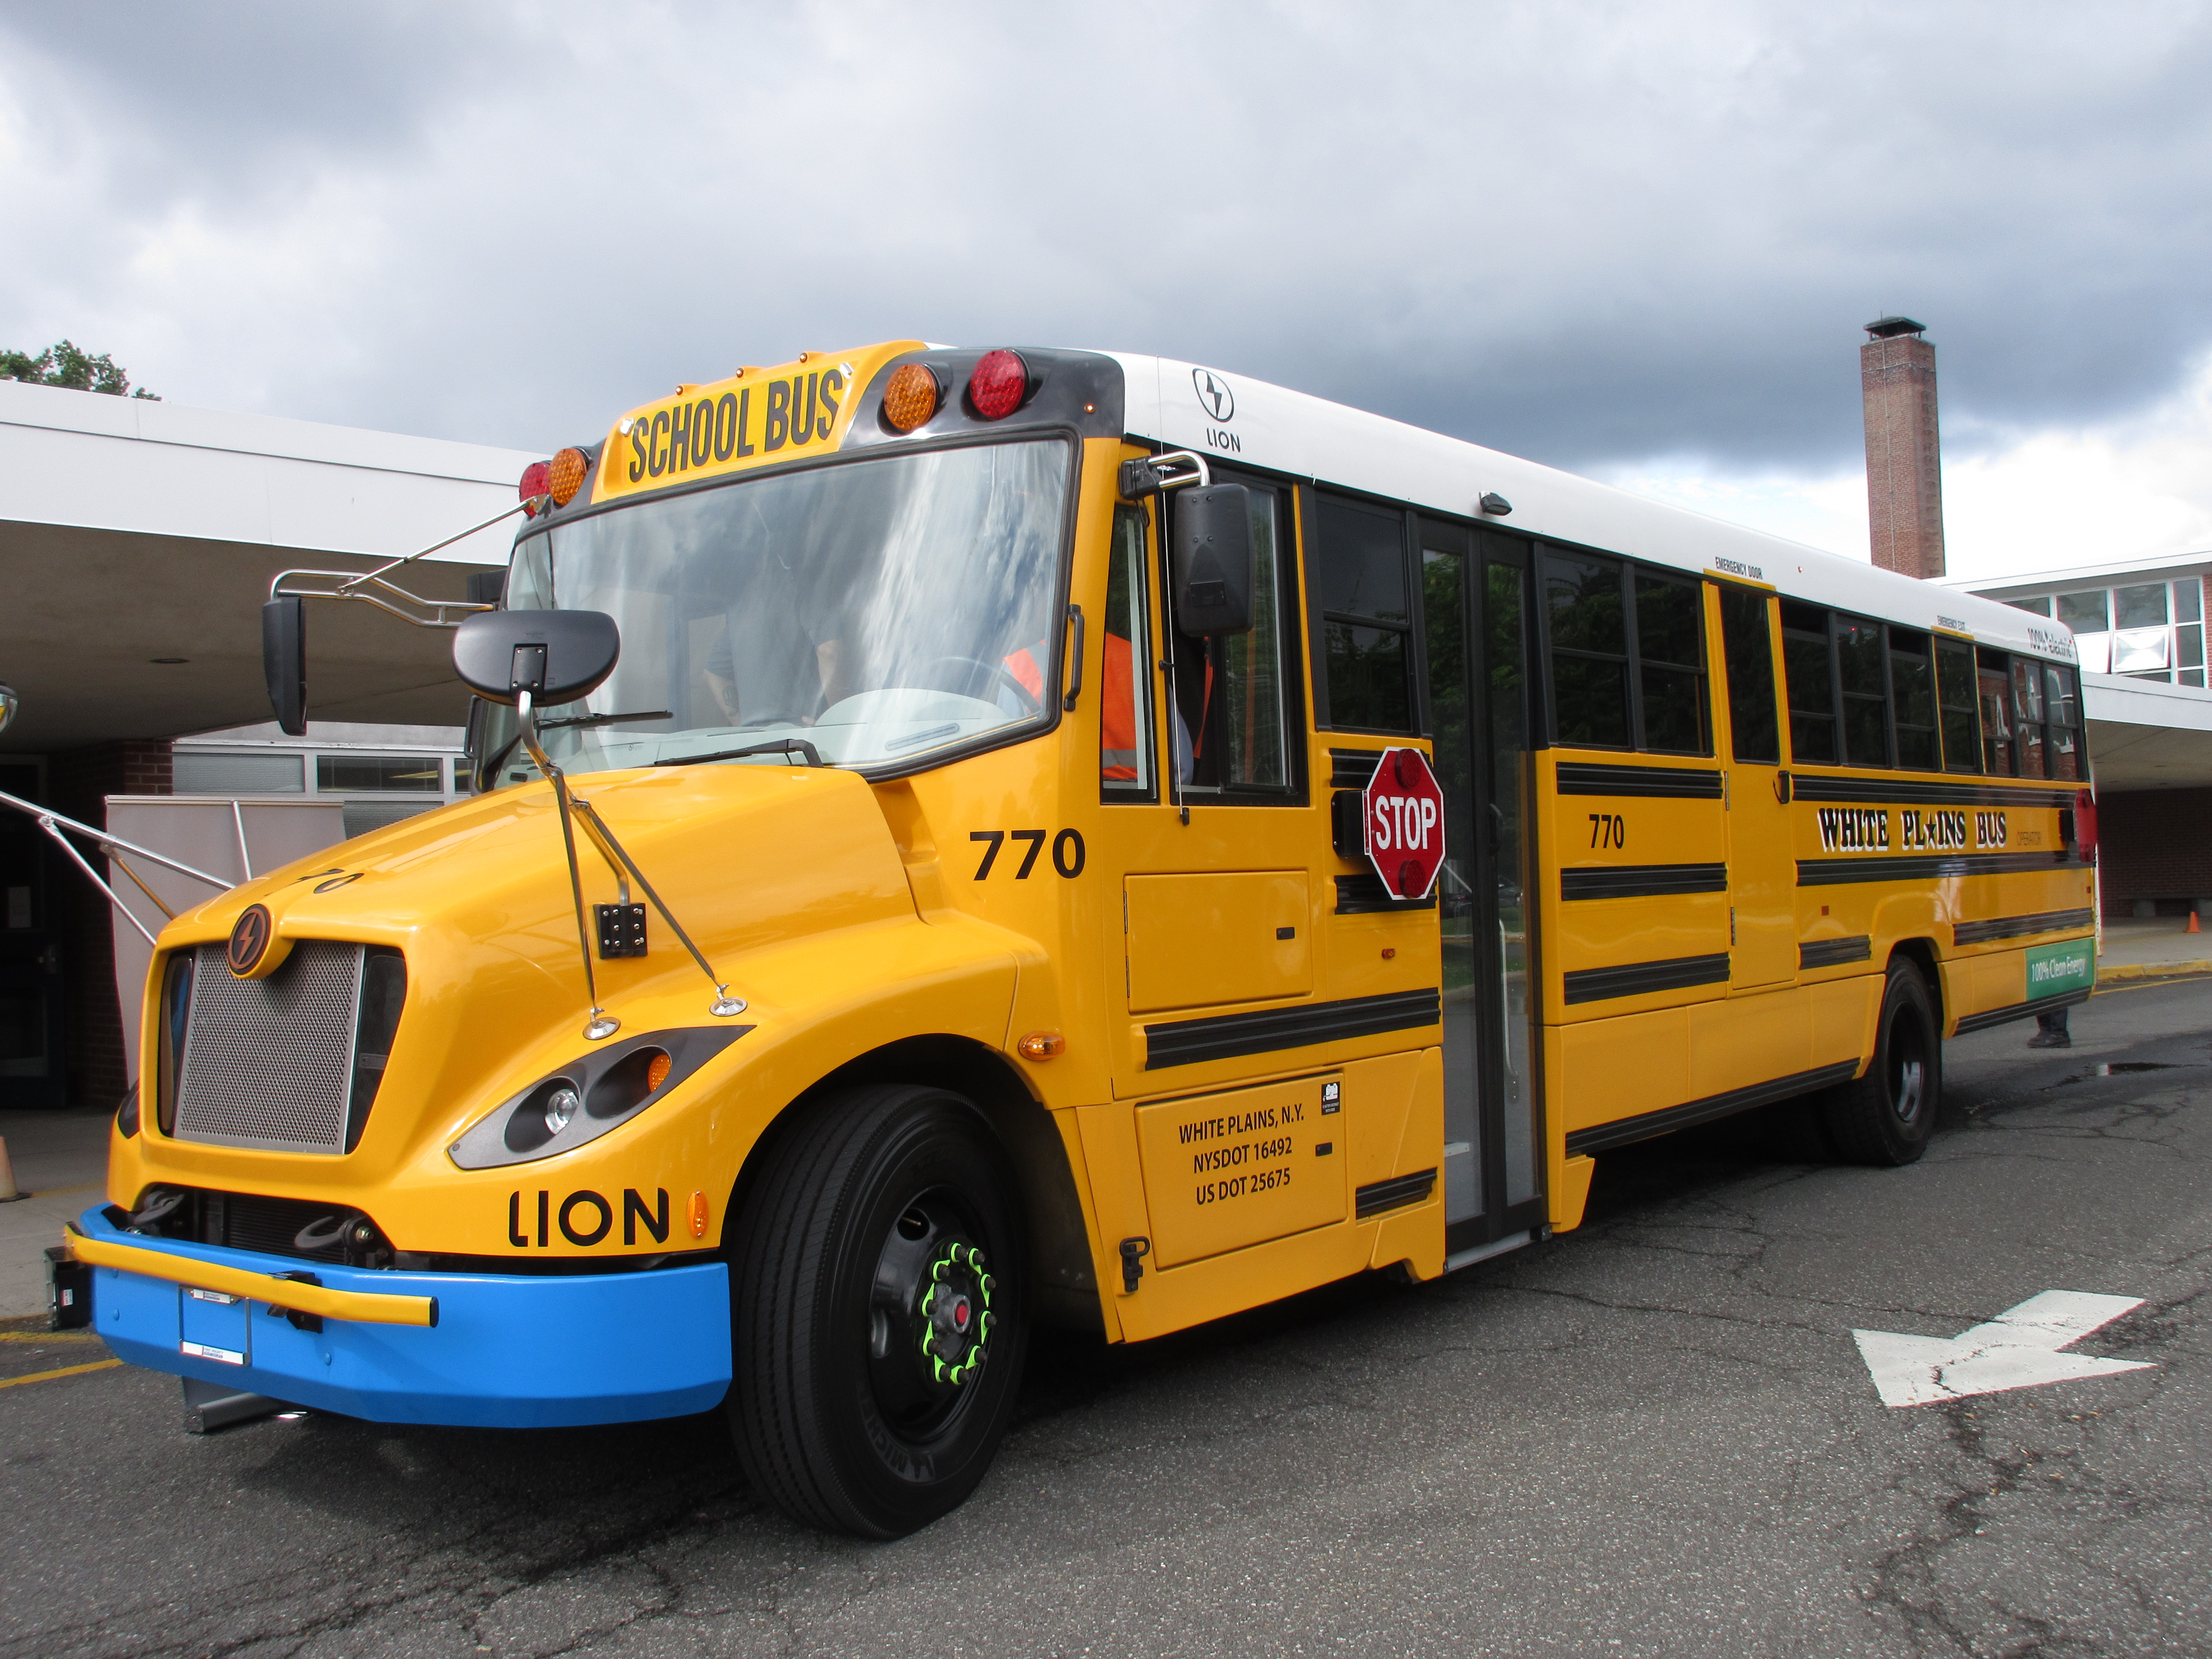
top-left (446, 1025), bottom-right (748, 1170)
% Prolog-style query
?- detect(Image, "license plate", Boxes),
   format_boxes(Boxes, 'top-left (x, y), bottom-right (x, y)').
top-left (179, 1286), bottom-right (250, 1365)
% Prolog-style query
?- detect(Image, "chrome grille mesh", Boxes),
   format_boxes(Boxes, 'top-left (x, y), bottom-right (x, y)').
top-left (175, 942), bottom-right (363, 1153)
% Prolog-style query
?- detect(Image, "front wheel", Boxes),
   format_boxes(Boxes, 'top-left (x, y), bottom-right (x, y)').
top-left (1819, 958), bottom-right (1941, 1166)
top-left (727, 1084), bottom-right (1028, 1537)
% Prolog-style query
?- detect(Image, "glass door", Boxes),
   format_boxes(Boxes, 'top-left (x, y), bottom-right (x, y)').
top-left (1422, 524), bottom-right (1545, 1254)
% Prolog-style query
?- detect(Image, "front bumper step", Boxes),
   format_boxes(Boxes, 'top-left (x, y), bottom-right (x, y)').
top-left (71, 1205), bottom-right (731, 1429)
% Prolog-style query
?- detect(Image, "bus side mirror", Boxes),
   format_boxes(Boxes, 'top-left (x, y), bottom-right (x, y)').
top-left (453, 610), bottom-right (621, 707)
top-left (1172, 484), bottom-right (1254, 636)
top-left (262, 597), bottom-right (307, 736)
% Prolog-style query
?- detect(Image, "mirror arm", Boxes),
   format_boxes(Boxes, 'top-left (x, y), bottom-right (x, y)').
top-left (1118, 450), bottom-right (1210, 499)
top-left (518, 689), bottom-right (618, 1042)
top-left (568, 797), bottom-right (746, 1019)
top-left (268, 568), bottom-right (495, 630)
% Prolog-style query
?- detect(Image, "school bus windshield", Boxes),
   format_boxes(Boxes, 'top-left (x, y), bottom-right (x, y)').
top-left (484, 438), bottom-right (1070, 780)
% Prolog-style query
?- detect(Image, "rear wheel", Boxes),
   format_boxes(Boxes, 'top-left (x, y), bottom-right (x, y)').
top-left (727, 1084), bottom-right (1027, 1537)
top-left (1819, 958), bottom-right (1941, 1166)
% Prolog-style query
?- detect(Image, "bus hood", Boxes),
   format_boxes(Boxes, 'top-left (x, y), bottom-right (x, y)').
top-left (141, 763), bottom-right (919, 1176)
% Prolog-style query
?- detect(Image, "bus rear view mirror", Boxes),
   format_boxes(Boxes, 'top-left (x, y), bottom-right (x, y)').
top-left (453, 610), bottom-right (621, 707)
top-left (1172, 484), bottom-right (1255, 636)
top-left (262, 597), bottom-right (307, 736)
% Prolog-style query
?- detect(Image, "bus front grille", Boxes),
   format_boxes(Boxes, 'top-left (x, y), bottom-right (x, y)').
top-left (174, 941), bottom-right (364, 1154)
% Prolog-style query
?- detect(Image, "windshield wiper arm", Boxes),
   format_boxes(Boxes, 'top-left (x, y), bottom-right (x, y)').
top-left (537, 709), bottom-right (672, 731)
top-left (656, 738), bottom-right (827, 768)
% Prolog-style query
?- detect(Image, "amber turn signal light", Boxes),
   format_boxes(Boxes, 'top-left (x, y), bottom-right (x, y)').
top-left (1016, 1030), bottom-right (1065, 1060)
top-left (689, 1190), bottom-right (711, 1240)
top-left (547, 446), bottom-right (589, 506)
top-left (882, 362), bottom-right (941, 432)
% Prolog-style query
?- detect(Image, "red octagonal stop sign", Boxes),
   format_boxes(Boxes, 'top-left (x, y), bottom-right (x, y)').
top-left (1364, 746), bottom-right (1447, 901)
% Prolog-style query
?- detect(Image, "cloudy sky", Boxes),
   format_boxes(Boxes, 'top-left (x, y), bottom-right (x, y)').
top-left (3, 1), bottom-right (2209, 582)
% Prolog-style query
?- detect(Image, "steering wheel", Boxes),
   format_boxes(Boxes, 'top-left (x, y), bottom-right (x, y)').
top-left (916, 655), bottom-right (1043, 715)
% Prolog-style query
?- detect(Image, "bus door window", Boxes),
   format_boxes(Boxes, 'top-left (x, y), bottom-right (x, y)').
top-left (1169, 482), bottom-right (1292, 793)
top-left (1887, 628), bottom-right (1939, 771)
top-left (2011, 657), bottom-right (2047, 777)
top-left (1309, 495), bottom-right (1415, 735)
top-left (1715, 583), bottom-right (1797, 990)
top-left (1936, 638), bottom-right (1982, 772)
top-left (1717, 586), bottom-right (1781, 764)
top-left (1977, 650), bottom-right (2014, 773)
top-left (1781, 602), bottom-right (1837, 764)
top-left (1834, 616), bottom-right (1888, 766)
top-left (1631, 569), bottom-right (1709, 753)
top-left (1100, 504), bottom-right (1155, 798)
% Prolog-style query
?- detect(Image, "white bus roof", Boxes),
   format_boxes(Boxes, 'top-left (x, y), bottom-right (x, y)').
top-left (1106, 352), bottom-right (2077, 668)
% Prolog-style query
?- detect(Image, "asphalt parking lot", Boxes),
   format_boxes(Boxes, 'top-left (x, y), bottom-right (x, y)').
top-left (4, 976), bottom-right (2208, 1659)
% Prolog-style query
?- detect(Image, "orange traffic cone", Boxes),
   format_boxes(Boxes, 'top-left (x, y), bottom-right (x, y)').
top-left (2189, 911), bottom-right (2202, 934)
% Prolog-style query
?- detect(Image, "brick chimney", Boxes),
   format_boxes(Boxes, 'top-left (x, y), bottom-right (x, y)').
top-left (1860, 316), bottom-right (1946, 580)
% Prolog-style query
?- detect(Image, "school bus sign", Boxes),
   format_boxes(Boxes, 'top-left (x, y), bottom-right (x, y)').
top-left (1364, 746), bottom-right (1447, 901)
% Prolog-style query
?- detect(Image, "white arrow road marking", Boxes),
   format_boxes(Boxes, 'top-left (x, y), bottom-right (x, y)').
top-left (1854, 1291), bottom-right (2155, 1408)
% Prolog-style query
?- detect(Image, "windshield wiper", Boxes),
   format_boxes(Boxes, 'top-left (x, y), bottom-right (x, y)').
top-left (538, 709), bottom-right (672, 731)
top-left (656, 738), bottom-right (826, 768)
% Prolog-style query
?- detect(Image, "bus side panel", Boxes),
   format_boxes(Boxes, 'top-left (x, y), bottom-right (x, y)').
top-left (1353, 1053), bottom-right (1442, 1283)
top-left (1811, 973), bottom-right (1882, 1076)
top-left (1552, 1007), bottom-right (1690, 1140)
top-left (1686, 988), bottom-right (1811, 1101)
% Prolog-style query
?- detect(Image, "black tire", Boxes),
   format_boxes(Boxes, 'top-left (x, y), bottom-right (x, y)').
top-left (1819, 959), bottom-right (1941, 1166)
top-left (727, 1084), bottom-right (1028, 1537)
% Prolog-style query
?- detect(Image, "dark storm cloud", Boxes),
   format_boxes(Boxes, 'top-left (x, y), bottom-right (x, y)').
top-left (3, 1), bottom-right (2207, 476)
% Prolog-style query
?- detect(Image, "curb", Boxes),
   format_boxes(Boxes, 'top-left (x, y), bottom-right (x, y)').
top-left (2096, 960), bottom-right (2212, 982)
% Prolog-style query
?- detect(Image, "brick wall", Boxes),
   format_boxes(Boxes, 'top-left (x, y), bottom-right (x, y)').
top-left (46, 739), bottom-right (171, 1107)
top-left (1861, 333), bottom-right (1947, 581)
top-left (2094, 786), bottom-right (2212, 917)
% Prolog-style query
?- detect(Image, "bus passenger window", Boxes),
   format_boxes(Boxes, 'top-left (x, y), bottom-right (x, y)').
top-left (1888, 627), bottom-right (1938, 771)
top-left (1310, 496), bottom-right (1412, 732)
top-left (1936, 638), bottom-right (1981, 772)
top-left (1781, 602), bottom-right (1837, 764)
top-left (1836, 616), bottom-right (1888, 766)
top-left (1173, 483), bottom-right (1290, 792)
top-left (1101, 505), bottom-right (1153, 798)
top-left (2011, 657), bottom-right (2046, 778)
top-left (1633, 571), bottom-right (1708, 754)
top-left (2045, 663), bottom-right (2081, 781)
top-left (1978, 654), bottom-right (2014, 773)
top-left (1542, 549), bottom-right (1630, 748)
top-left (1717, 585), bottom-right (1780, 764)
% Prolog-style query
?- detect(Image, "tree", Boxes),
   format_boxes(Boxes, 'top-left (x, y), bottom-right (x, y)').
top-left (1, 340), bottom-right (159, 399)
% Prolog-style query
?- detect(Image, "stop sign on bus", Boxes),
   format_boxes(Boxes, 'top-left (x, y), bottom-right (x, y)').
top-left (1365, 746), bottom-right (1447, 900)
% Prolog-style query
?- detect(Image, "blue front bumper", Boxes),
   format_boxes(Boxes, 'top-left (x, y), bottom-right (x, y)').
top-left (80, 1205), bottom-right (732, 1428)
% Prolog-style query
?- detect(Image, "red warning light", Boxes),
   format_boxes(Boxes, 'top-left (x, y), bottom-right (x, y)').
top-left (518, 460), bottom-right (550, 517)
top-left (967, 350), bottom-right (1029, 420)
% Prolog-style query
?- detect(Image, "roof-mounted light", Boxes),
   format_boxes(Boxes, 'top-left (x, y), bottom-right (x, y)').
top-left (518, 460), bottom-right (550, 517)
top-left (967, 349), bottom-right (1029, 421)
top-left (882, 363), bottom-right (941, 433)
top-left (548, 446), bottom-right (588, 507)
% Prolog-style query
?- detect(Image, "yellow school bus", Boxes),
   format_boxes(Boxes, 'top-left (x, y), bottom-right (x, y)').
top-left (76, 341), bottom-right (2096, 1536)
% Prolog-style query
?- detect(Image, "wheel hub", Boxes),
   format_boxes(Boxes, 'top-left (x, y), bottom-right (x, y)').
top-left (917, 1239), bottom-right (995, 1387)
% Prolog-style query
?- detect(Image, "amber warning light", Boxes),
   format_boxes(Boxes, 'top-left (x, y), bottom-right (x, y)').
top-left (882, 363), bottom-right (941, 432)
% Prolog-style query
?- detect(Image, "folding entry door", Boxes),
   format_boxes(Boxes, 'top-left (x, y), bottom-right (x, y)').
top-left (1420, 524), bottom-right (1546, 1255)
